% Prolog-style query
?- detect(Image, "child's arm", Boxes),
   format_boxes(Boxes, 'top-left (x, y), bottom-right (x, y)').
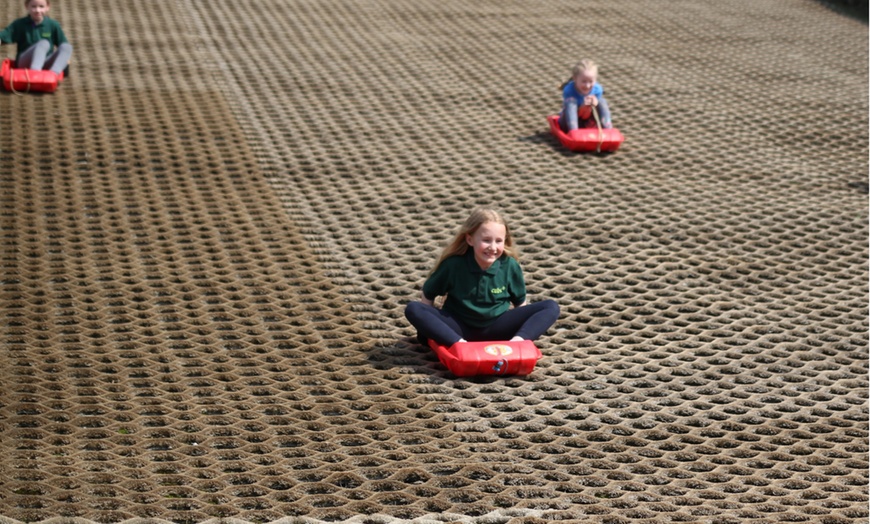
top-left (596, 96), bottom-right (613, 128)
top-left (0, 21), bottom-right (14, 45)
top-left (419, 291), bottom-right (434, 307)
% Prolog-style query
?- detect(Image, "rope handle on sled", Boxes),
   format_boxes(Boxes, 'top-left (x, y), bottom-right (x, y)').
top-left (8, 67), bottom-right (31, 95)
top-left (592, 104), bottom-right (603, 154)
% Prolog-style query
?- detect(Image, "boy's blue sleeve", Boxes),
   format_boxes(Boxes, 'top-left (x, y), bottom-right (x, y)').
top-left (561, 81), bottom-right (575, 100)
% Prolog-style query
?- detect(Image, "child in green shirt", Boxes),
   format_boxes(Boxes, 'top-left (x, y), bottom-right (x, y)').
top-left (405, 208), bottom-right (560, 348)
top-left (0, 0), bottom-right (72, 75)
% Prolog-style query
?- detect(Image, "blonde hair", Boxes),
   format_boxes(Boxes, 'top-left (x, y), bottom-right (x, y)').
top-left (430, 207), bottom-right (518, 275)
top-left (572, 59), bottom-right (598, 78)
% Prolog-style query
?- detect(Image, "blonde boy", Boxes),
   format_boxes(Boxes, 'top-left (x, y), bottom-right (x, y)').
top-left (559, 59), bottom-right (613, 131)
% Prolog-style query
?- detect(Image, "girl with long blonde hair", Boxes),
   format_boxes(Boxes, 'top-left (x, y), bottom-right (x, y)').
top-left (405, 207), bottom-right (559, 348)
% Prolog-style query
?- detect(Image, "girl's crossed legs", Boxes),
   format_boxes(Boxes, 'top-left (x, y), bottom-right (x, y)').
top-left (405, 300), bottom-right (560, 347)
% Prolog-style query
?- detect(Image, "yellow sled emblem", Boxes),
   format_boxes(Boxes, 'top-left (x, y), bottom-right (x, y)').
top-left (484, 344), bottom-right (513, 357)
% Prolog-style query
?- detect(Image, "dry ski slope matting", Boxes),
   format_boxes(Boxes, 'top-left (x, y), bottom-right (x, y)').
top-left (0, 0), bottom-right (867, 523)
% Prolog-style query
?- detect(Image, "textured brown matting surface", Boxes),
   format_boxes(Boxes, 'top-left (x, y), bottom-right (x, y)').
top-left (1, 0), bottom-right (867, 523)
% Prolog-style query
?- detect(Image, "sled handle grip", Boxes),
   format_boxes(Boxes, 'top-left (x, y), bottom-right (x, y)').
top-left (9, 67), bottom-right (31, 95)
top-left (592, 105), bottom-right (603, 154)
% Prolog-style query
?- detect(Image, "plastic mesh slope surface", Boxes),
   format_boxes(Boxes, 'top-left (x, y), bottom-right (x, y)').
top-left (0, 0), bottom-right (867, 523)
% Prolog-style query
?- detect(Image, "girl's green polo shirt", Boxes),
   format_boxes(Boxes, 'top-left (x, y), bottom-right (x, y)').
top-left (423, 250), bottom-right (526, 328)
top-left (0, 16), bottom-right (69, 63)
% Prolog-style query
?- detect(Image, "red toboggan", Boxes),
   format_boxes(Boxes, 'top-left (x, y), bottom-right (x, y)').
top-left (547, 114), bottom-right (624, 153)
top-left (427, 339), bottom-right (542, 377)
top-left (1, 58), bottom-right (64, 93)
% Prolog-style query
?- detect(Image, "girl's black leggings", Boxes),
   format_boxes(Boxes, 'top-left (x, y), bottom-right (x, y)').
top-left (405, 300), bottom-right (560, 347)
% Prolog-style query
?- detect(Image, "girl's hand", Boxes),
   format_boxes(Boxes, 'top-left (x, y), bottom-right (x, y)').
top-left (583, 95), bottom-right (599, 107)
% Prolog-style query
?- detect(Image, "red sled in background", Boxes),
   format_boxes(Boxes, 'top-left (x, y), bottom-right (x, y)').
top-left (547, 114), bottom-right (624, 153)
top-left (427, 339), bottom-right (542, 377)
top-left (1, 58), bottom-right (64, 93)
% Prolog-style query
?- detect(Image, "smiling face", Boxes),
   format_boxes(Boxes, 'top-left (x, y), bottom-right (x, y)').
top-left (26, 0), bottom-right (50, 24)
top-left (466, 221), bottom-right (506, 270)
top-left (573, 68), bottom-right (597, 96)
